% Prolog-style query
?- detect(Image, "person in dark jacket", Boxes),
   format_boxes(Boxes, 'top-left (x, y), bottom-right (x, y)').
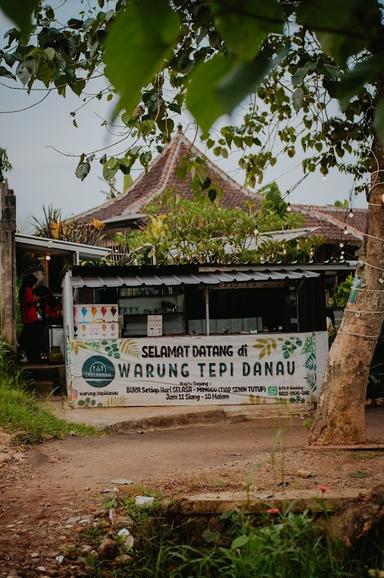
top-left (34, 285), bottom-right (60, 359)
top-left (19, 274), bottom-right (43, 363)
top-left (34, 285), bottom-right (59, 322)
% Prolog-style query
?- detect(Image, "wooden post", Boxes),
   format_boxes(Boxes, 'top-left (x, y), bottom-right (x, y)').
top-left (0, 182), bottom-right (17, 345)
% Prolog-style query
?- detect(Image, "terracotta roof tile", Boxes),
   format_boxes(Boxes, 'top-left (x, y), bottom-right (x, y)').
top-left (72, 131), bottom-right (367, 247)
top-left (294, 205), bottom-right (366, 243)
top-left (74, 131), bottom-right (258, 223)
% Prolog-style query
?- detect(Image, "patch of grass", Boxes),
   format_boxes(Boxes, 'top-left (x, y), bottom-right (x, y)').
top-left (159, 511), bottom-right (353, 578)
top-left (0, 341), bottom-right (98, 443)
top-left (65, 490), bottom-right (383, 578)
top-left (80, 508), bottom-right (366, 578)
top-left (0, 382), bottom-right (98, 443)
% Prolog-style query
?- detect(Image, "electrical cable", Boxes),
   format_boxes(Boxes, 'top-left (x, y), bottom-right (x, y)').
top-left (337, 330), bottom-right (380, 340)
top-left (344, 310), bottom-right (384, 314)
top-left (358, 260), bottom-right (384, 272)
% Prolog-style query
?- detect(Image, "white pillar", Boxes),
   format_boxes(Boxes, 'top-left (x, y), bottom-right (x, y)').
top-left (62, 271), bottom-right (74, 340)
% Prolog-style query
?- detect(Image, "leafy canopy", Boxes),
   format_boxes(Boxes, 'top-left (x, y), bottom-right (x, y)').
top-left (116, 184), bottom-right (324, 266)
top-left (0, 0), bottom-right (383, 195)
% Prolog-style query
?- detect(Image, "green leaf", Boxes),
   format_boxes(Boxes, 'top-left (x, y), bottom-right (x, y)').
top-left (103, 157), bottom-right (119, 181)
top-left (187, 47), bottom-right (287, 133)
top-left (202, 528), bottom-right (221, 543)
top-left (105, 0), bottom-right (180, 118)
top-left (44, 47), bottom-right (55, 62)
top-left (324, 57), bottom-right (382, 110)
top-left (157, 117), bottom-right (174, 134)
top-left (374, 100), bottom-right (384, 146)
top-left (322, 63), bottom-right (341, 80)
top-left (186, 54), bottom-right (233, 133)
top-left (123, 174), bottom-right (133, 191)
top-left (75, 158), bottom-right (91, 181)
top-left (0, 0), bottom-right (38, 41)
top-left (0, 65), bottom-right (15, 80)
top-left (37, 62), bottom-right (53, 87)
top-left (1, 51), bottom-right (15, 67)
top-left (208, 188), bottom-right (217, 202)
top-left (201, 177), bottom-right (211, 190)
top-left (17, 64), bottom-right (31, 86)
top-left (292, 62), bottom-right (317, 87)
top-left (218, 47), bottom-right (288, 121)
top-left (121, 111), bottom-right (133, 126)
top-left (211, 0), bottom-right (283, 61)
top-left (292, 87), bottom-right (304, 113)
top-left (70, 78), bottom-right (86, 97)
top-left (119, 161), bottom-right (131, 175)
top-left (297, 0), bottom-right (381, 66)
top-left (140, 150), bottom-right (152, 167)
top-left (45, 5), bottom-right (54, 20)
top-left (231, 535), bottom-right (249, 549)
top-left (67, 18), bottom-right (84, 30)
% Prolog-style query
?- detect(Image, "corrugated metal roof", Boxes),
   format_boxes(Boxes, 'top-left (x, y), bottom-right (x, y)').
top-left (70, 268), bottom-right (319, 288)
top-left (16, 234), bottom-right (111, 260)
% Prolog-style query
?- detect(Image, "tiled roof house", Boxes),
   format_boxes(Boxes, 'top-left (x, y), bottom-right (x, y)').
top-left (75, 127), bottom-right (256, 228)
top-left (73, 128), bottom-right (367, 259)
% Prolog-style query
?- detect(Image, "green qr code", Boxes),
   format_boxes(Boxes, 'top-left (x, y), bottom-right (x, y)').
top-left (268, 386), bottom-right (278, 396)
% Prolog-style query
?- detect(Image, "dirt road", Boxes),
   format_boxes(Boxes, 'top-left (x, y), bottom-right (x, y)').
top-left (1, 408), bottom-right (383, 576)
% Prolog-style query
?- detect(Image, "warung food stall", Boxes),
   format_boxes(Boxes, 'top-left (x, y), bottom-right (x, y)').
top-left (62, 264), bottom-right (329, 408)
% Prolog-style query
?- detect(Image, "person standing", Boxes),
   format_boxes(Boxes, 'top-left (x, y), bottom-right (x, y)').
top-left (34, 285), bottom-right (60, 359)
top-left (19, 274), bottom-right (43, 363)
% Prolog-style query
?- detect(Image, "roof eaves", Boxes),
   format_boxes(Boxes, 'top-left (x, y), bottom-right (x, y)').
top-left (15, 233), bottom-right (111, 258)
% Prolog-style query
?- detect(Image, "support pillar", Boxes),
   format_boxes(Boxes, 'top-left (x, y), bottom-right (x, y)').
top-left (0, 181), bottom-right (16, 345)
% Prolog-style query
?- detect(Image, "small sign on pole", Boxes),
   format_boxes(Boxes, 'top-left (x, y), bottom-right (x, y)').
top-left (147, 314), bottom-right (163, 336)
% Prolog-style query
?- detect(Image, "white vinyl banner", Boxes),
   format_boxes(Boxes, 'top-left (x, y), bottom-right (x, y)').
top-left (66, 332), bottom-right (328, 407)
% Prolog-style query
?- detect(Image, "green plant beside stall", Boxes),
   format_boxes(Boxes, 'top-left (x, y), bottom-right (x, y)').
top-left (0, 341), bottom-right (97, 443)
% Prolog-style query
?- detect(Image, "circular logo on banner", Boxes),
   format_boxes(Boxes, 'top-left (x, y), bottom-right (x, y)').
top-left (82, 356), bottom-right (115, 388)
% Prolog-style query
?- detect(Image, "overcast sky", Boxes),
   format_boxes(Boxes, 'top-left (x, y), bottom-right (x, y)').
top-left (0, 5), bottom-right (367, 232)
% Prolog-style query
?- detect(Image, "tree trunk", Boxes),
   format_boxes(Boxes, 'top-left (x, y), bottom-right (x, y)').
top-left (309, 135), bottom-right (384, 446)
top-left (324, 484), bottom-right (384, 549)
